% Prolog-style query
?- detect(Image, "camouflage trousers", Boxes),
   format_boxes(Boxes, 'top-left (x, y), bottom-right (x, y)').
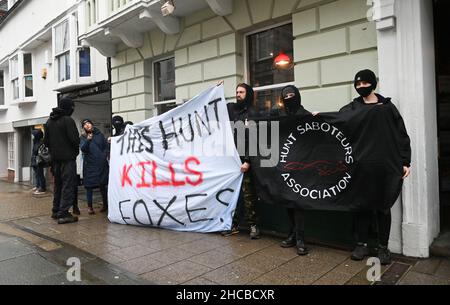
top-left (232, 172), bottom-right (258, 226)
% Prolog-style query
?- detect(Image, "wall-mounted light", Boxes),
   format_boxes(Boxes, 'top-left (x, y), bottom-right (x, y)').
top-left (41, 68), bottom-right (47, 79)
top-left (274, 51), bottom-right (293, 70)
top-left (161, 0), bottom-right (175, 17)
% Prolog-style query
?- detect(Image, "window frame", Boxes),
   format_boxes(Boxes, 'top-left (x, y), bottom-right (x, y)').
top-left (54, 19), bottom-right (71, 83)
top-left (152, 55), bottom-right (177, 115)
top-left (7, 133), bottom-right (15, 170)
top-left (9, 55), bottom-right (20, 100)
top-left (0, 70), bottom-right (5, 106)
top-left (243, 21), bottom-right (295, 112)
top-left (78, 47), bottom-right (91, 78)
top-left (23, 53), bottom-right (33, 98)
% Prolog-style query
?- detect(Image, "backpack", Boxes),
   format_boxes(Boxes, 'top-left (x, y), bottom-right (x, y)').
top-left (37, 143), bottom-right (52, 166)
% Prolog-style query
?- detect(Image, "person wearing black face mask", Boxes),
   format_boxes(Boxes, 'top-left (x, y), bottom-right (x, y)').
top-left (112, 115), bottom-right (126, 136)
top-left (279, 85), bottom-right (310, 255)
top-left (44, 97), bottom-right (80, 224)
top-left (339, 69), bottom-right (412, 265)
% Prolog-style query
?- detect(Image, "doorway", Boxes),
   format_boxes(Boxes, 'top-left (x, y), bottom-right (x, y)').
top-left (434, 0), bottom-right (450, 230)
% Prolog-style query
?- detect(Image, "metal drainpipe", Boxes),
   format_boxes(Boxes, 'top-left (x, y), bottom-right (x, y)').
top-left (107, 57), bottom-right (112, 137)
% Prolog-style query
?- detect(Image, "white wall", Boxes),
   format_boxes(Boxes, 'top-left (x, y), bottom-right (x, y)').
top-left (376, 0), bottom-right (440, 257)
top-left (0, 0), bottom-right (78, 62)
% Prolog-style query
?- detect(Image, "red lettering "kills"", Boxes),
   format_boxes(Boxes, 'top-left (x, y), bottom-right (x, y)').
top-left (120, 157), bottom-right (203, 188)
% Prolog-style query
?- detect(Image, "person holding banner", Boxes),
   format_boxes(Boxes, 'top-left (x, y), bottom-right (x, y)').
top-left (222, 83), bottom-right (261, 239)
top-left (278, 85), bottom-right (311, 255)
top-left (340, 69), bottom-right (411, 265)
top-left (80, 119), bottom-right (110, 215)
top-left (112, 115), bottom-right (126, 136)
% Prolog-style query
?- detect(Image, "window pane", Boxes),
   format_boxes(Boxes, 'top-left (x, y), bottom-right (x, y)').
top-left (248, 23), bottom-right (294, 88)
top-left (157, 102), bottom-right (177, 115)
top-left (13, 79), bottom-right (19, 99)
top-left (155, 58), bottom-right (175, 102)
top-left (55, 21), bottom-right (69, 54)
top-left (8, 133), bottom-right (14, 169)
top-left (24, 75), bottom-right (33, 97)
top-left (0, 88), bottom-right (4, 106)
top-left (65, 52), bottom-right (71, 80)
top-left (23, 54), bottom-right (32, 75)
top-left (58, 52), bottom-right (70, 82)
top-left (79, 48), bottom-right (91, 77)
top-left (254, 88), bottom-right (283, 118)
top-left (63, 21), bottom-right (70, 51)
top-left (58, 55), bottom-right (65, 82)
top-left (0, 70), bottom-right (4, 87)
top-left (10, 56), bottom-right (18, 79)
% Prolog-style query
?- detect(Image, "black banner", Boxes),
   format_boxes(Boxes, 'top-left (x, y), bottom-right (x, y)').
top-left (252, 105), bottom-right (405, 211)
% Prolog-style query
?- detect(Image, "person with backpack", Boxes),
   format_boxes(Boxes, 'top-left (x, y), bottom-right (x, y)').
top-left (31, 128), bottom-right (47, 195)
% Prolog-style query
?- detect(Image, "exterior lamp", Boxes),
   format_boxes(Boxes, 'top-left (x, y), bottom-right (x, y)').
top-left (274, 51), bottom-right (293, 70)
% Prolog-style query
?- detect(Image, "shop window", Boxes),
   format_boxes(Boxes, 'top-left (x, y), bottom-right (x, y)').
top-left (154, 57), bottom-right (176, 115)
top-left (247, 23), bottom-right (294, 116)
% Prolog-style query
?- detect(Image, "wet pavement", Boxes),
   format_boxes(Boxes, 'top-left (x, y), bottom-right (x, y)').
top-left (0, 180), bottom-right (449, 285)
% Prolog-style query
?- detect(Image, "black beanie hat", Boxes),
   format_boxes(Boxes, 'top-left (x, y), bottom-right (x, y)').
top-left (354, 69), bottom-right (378, 89)
top-left (81, 118), bottom-right (93, 127)
top-left (59, 97), bottom-right (74, 112)
top-left (112, 115), bottom-right (124, 125)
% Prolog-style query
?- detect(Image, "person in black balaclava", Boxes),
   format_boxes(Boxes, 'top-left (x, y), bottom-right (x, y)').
top-left (44, 97), bottom-right (80, 224)
top-left (340, 69), bottom-right (412, 265)
top-left (222, 83), bottom-right (261, 239)
top-left (280, 85), bottom-right (308, 116)
top-left (112, 115), bottom-right (125, 136)
top-left (279, 85), bottom-right (310, 255)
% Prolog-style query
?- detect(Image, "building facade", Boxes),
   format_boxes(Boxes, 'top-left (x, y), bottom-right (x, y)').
top-left (0, 0), bottom-right (110, 183)
top-left (78, 0), bottom-right (448, 258)
top-left (0, 0), bottom-right (447, 259)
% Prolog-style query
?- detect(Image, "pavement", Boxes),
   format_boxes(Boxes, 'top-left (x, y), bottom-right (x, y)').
top-left (0, 180), bottom-right (449, 285)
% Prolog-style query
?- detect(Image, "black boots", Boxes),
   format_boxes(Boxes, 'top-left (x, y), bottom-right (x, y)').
top-left (351, 242), bottom-right (370, 261)
top-left (378, 245), bottom-right (392, 265)
top-left (280, 232), bottom-right (296, 248)
top-left (296, 239), bottom-right (309, 256)
top-left (57, 213), bottom-right (79, 224)
top-left (281, 232), bottom-right (309, 255)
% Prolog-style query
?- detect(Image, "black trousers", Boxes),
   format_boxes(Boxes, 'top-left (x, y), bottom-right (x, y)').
top-left (287, 208), bottom-right (305, 239)
top-left (354, 210), bottom-right (391, 247)
top-left (52, 160), bottom-right (77, 218)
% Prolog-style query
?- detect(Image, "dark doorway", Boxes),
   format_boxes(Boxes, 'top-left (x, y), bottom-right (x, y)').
top-left (434, 0), bottom-right (450, 230)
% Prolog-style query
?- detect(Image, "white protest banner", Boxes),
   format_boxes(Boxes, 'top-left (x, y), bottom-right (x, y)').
top-left (108, 85), bottom-right (243, 233)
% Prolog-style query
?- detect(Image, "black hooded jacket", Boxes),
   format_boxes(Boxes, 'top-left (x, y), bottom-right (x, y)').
top-left (44, 107), bottom-right (80, 162)
top-left (227, 84), bottom-right (258, 163)
top-left (31, 129), bottom-right (44, 167)
top-left (280, 85), bottom-right (309, 117)
top-left (339, 94), bottom-right (412, 167)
